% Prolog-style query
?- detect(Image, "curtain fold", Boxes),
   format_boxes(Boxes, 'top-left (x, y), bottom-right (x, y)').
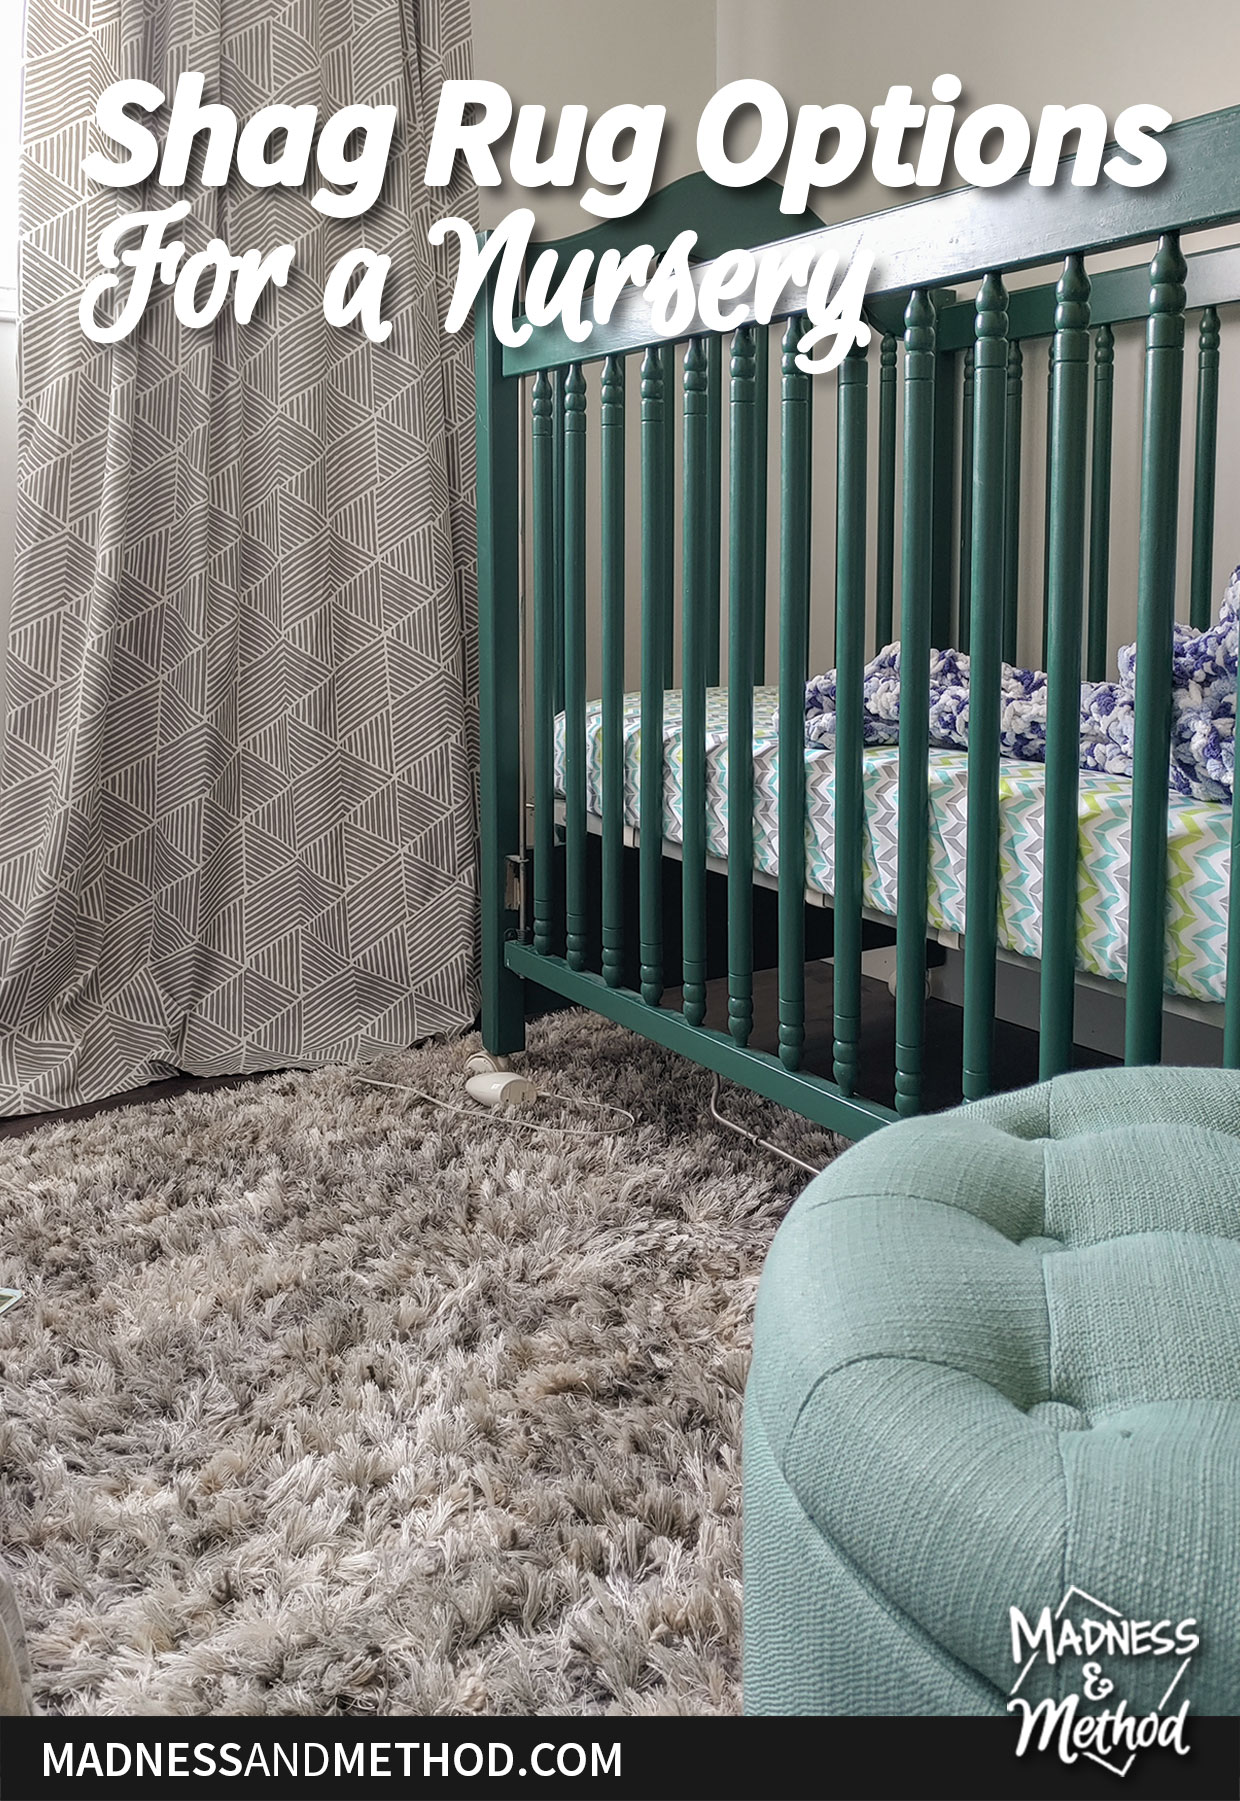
top-left (1, 0), bottom-right (480, 1112)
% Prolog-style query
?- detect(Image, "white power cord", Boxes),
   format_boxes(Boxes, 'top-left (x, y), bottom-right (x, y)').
top-left (344, 1071), bottom-right (636, 1142)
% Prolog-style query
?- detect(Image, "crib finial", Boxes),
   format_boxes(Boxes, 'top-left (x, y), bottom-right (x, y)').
top-left (975, 271), bottom-right (1008, 344)
top-left (730, 321), bottom-right (757, 392)
top-left (683, 335), bottom-right (708, 406)
top-left (903, 286), bottom-right (936, 355)
top-left (1054, 253), bottom-right (1091, 336)
top-left (532, 368), bottom-right (553, 432)
top-left (1148, 232), bottom-right (1188, 323)
top-left (600, 353), bottom-right (624, 423)
top-left (563, 361), bottom-right (586, 427)
top-left (640, 344), bottom-right (664, 416)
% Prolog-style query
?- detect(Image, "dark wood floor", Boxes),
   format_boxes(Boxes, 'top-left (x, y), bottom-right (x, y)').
top-left (0, 1069), bottom-right (274, 1141)
top-left (679, 960), bottom-right (1116, 1116)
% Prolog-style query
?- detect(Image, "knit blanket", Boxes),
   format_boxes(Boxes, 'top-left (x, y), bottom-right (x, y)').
top-left (801, 566), bottom-right (1240, 804)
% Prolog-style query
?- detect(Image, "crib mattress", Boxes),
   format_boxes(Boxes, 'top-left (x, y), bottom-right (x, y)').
top-left (553, 686), bottom-right (1232, 1007)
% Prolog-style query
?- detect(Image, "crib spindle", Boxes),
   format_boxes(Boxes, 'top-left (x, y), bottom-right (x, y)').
top-left (931, 335), bottom-right (956, 651)
top-left (552, 371), bottom-right (567, 714)
top-left (832, 339), bottom-right (868, 1095)
top-left (1002, 338), bottom-right (1023, 667)
top-left (1190, 306), bottom-right (1220, 632)
top-left (728, 324), bottom-right (758, 1049)
top-left (659, 342), bottom-right (677, 683)
top-left (640, 346), bottom-right (668, 1006)
top-left (962, 273), bottom-right (1010, 1102)
top-left (895, 289), bottom-right (937, 1117)
top-left (1039, 257), bottom-right (1092, 1078)
top-left (777, 319), bottom-right (812, 1074)
top-left (706, 334), bottom-right (723, 685)
top-left (1126, 233), bottom-right (1188, 1065)
top-left (682, 339), bottom-right (710, 1029)
top-left (563, 365), bottom-right (588, 972)
top-left (531, 370), bottom-right (557, 961)
top-left (600, 355), bottom-right (626, 989)
top-left (1041, 338), bottom-right (1054, 672)
top-left (753, 326), bottom-right (770, 683)
top-left (958, 346), bottom-right (975, 654)
top-left (1086, 324), bottom-right (1115, 683)
top-left (876, 332), bottom-right (897, 651)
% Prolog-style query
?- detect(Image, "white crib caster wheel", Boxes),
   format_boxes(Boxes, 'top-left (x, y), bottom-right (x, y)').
top-left (465, 1051), bottom-right (514, 1077)
top-left (885, 970), bottom-right (934, 1000)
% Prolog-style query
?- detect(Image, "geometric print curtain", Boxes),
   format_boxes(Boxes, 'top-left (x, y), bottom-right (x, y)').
top-left (0, 0), bottom-right (479, 1113)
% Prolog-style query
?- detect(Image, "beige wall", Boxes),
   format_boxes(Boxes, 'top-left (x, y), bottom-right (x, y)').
top-left (714, 0), bottom-right (1240, 672)
top-left (470, 0), bottom-right (717, 239)
top-left (716, 0), bottom-right (1240, 223)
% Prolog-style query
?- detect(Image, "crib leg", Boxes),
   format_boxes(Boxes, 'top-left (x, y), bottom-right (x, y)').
top-left (476, 248), bottom-right (527, 1057)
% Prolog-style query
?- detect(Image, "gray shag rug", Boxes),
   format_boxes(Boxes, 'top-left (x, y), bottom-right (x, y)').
top-left (0, 1010), bottom-right (844, 1716)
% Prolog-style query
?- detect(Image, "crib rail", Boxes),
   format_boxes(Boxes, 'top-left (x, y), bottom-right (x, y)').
top-left (479, 106), bottom-right (1240, 1138)
top-left (499, 109), bottom-right (1240, 378)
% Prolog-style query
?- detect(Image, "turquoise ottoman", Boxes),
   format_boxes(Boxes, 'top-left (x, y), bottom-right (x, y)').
top-left (743, 1067), bottom-right (1240, 1715)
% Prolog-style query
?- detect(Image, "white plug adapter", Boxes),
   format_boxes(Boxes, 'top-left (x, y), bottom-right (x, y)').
top-left (464, 1071), bottom-right (539, 1110)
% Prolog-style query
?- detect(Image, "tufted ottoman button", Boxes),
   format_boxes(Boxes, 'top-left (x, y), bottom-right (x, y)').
top-left (743, 1065), bottom-right (1240, 1716)
top-left (1028, 1400), bottom-right (1088, 1430)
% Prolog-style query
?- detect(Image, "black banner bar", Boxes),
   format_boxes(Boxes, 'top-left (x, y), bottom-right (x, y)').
top-left (1, 1716), bottom-right (1237, 1801)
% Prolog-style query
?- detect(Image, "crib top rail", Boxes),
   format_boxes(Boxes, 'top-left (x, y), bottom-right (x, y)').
top-left (869, 243), bottom-right (1240, 350)
top-left (500, 103), bottom-right (1240, 377)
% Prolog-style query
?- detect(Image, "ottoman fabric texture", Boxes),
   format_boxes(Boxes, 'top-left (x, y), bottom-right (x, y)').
top-left (743, 1066), bottom-right (1240, 1715)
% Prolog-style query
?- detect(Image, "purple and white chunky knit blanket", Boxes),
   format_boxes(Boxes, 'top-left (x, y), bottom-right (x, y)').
top-left (801, 566), bottom-right (1240, 804)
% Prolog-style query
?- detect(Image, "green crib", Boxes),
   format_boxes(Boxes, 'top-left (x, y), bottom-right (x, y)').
top-left (476, 103), bottom-right (1240, 1141)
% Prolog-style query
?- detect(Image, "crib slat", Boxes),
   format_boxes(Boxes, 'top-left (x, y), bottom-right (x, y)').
top-left (1126, 233), bottom-right (1188, 1065)
top-left (706, 334), bottom-right (723, 686)
top-left (682, 339), bottom-right (710, 1028)
top-left (728, 324), bottom-right (758, 1048)
top-left (1002, 338), bottom-right (1023, 666)
top-left (563, 365), bottom-right (588, 972)
top-left (958, 346), bottom-right (975, 653)
top-left (600, 355), bottom-right (626, 989)
top-left (962, 274), bottom-right (1010, 1101)
top-left (1041, 338), bottom-right (1054, 672)
top-left (640, 346), bottom-right (668, 1006)
top-left (1086, 325), bottom-right (1115, 682)
top-left (833, 338), bottom-right (868, 1095)
top-left (552, 370), bottom-right (567, 714)
top-left (531, 370), bottom-right (557, 961)
top-left (1190, 306), bottom-right (1220, 631)
top-left (895, 289), bottom-right (937, 1118)
top-left (660, 341), bottom-right (677, 683)
top-left (931, 342), bottom-right (956, 650)
top-left (753, 326), bottom-right (770, 683)
top-left (1039, 258), bottom-right (1092, 1078)
top-left (876, 332), bottom-right (897, 651)
top-left (778, 319), bottom-right (812, 1074)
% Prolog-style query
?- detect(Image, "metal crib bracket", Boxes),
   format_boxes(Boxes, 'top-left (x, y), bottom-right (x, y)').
top-left (505, 850), bottom-right (532, 916)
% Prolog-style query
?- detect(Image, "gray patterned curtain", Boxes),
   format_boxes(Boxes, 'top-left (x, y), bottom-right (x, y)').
top-left (1, 0), bottom-right (479, 1112)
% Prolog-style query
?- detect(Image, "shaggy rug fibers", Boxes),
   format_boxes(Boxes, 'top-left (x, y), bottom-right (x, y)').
top-left (0, 1011), bottom-right (844, 1716)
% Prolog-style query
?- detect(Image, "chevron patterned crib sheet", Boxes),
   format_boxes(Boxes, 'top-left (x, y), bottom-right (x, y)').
top-left (552, 687), bottom-right (1232, 1005)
